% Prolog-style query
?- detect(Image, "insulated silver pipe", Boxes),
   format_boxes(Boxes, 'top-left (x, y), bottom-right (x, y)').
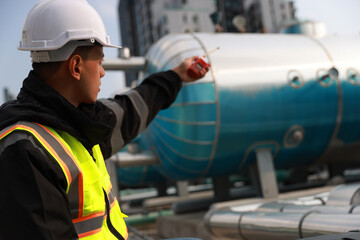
top-left (256, 202), bottom-right (287, 212)
top-left (326, 184), bottom-right (360, 206)
top-left (301, 213), bottom-right (360, 238)
top-left (282, 204), bottom-right (313, 213)
top-left (102, 57), bottom-right (146, 71)
top-left (109, 151), bottom-right (158, 168)
top-left (239, 212), bottom-right (303, 240)
top-left (350, 205), bottom-right (360, 214)
top-left (205, 185), bottom-right (360, 239)
top-left (257, 202), bottom-right (357, 214)
top-left (204, 210), bottom-right (244, 239)
top-left (205, 210), bottom-right (360, 239)
top-left (309, 205), bottom-right (354, 214)
top-left (256, 202), bottom-right (319, 213)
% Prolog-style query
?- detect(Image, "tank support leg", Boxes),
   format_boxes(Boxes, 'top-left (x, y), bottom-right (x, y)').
top-left (176, 181), bottom-right (189, 197)
top-left (213, 176), bottom-right (230, 201)
top-left (251, 148), bottom-right (279, 199)
top-left (155, 182), bottom-right (168, 197)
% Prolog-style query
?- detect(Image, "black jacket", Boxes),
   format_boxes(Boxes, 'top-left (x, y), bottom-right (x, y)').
top-left (0, 70), bottom-right (181, 239)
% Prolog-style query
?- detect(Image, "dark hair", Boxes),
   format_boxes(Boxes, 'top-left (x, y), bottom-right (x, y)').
top-left (32, 61), bottom-right (62, 75)
top-left (32, 45), bottom-right (96, 75)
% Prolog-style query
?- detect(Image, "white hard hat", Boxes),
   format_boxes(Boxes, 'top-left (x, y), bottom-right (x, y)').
top-left (18, 0), bottom-right (122, 62)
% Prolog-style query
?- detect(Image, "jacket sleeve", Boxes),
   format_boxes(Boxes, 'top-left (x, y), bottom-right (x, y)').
top-left (0, 132), bottom-right (78, 240)
top-left (99, 70), bottom-right (182, 159)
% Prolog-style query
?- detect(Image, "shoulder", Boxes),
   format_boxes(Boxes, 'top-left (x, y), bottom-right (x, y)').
top-left (0, 130), bottom-right (38, 153)
top-left (0, 126), bottom-right (69, 192)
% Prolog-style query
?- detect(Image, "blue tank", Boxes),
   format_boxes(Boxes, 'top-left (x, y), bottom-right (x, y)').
top-left (117, 33), bottom-right (360, 185)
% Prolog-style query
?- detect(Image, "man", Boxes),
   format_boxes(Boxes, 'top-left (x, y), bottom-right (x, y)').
top-left (0, 0), bottom-right (208, 239)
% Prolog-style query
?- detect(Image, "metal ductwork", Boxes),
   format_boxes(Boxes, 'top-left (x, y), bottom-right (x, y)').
top-left (206, 210), bottom-right (360, 240)
top-left (102, 57), bottom-right (145, 71)
top-left (205, 184), bottom-right (360, 239)
top-left (110, 151), bottom-right (158, 168)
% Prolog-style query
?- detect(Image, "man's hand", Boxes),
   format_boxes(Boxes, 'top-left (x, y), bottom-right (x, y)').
top-left (172, 56), bottom-right (210, 82)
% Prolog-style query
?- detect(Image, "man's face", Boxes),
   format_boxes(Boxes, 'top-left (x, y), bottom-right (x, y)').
top-left (78, 45), bottom-right (105, 104)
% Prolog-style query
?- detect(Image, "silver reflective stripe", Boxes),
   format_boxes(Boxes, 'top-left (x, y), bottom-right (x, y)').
top-left (73, 214), bottom-right (105, 237)
top-left (99, 99), bottom-right (125, 155)
top-left (0, 131), bottom-right (27, 155)
top-left (108, 186), bottom-right (116, 206)
top-left (0, 121), bottom-right (82, 219)
top-left (0, 122), bottom-right (109, 238)
top-left (0, 131), bottom-right (49, 162)
top-left (122, 90), bottom-right (149, 135)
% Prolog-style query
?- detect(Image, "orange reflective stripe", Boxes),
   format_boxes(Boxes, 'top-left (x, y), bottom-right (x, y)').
top-left (1, 121), bottom-right (128, 239)
top-left (0, 125), bottom-right (20, 139)
top-left (23, 124), bottom-right (73, 184)
top-left (107, 184), bottom-right (118, 209)
top-left (0, 121), bottom-right (84, 219)
top-left (34, 123), bottom-right (84, 218)
top-left (77, 228), bottom-right (102, 239)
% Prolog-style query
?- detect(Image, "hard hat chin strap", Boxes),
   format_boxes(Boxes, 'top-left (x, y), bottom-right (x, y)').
top-left (31, 39), bottom-right (96, 63)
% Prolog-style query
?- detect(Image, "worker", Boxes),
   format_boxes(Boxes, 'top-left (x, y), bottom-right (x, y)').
top-left (0, 0), bottom-right (209, 239)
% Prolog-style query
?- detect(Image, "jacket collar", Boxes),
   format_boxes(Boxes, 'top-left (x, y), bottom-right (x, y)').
top-left (0, 71), bottom-right (113, 149)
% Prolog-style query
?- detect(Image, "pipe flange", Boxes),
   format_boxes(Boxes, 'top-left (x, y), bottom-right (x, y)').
top-left (287, 70), bottom-right (305, 88)
top-left (347, 68), bottom-right (360, 85)
top-left (283, 125), bottom-right (304, 148)
top-left (298, 210), bottom-right (319, 239)
top-left (317, 68), bottom-right (338, 87)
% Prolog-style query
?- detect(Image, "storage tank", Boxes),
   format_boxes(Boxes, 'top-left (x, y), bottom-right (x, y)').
top-left (117, 33), bottom-right (360, 185)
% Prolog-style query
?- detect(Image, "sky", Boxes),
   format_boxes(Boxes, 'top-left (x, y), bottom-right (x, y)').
top-left (0, 0), bottom-right (359, 105)
top-left (0, 0), bottom-right (125, 104)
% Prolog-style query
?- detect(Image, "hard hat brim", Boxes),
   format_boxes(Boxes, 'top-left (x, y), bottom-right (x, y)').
top-left (30, 39), bottom-right (122, 62)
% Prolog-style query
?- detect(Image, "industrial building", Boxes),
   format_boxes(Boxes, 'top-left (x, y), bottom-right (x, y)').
top-left (107, 1), bottom-right (360, 239)
top-left (118, 0), bottom-right (295, 86)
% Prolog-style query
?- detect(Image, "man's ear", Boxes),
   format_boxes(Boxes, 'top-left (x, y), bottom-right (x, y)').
top-left (67, 55), bottom-right (82, 80)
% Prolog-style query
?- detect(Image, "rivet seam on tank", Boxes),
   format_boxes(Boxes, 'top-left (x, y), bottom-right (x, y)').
top-left (317, 67), bottom-right (339, 87)
top-left (347, 68), bottom-right (360, 85)
top-left (283, 125), bottom-right (304, 148)
top-left (287, 70), bottom-right (304, 88)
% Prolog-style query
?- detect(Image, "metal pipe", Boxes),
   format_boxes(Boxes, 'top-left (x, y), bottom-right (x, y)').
top-left (256, 201), bottom-right (322, 213)
top-left (256, 202), bottom-right (288, 212)
top-left (350, 205), bottom-right (360, 214)
top-left (255, 196), bottom-right (325, 213)
top-left (310, 205), bottom-right (354, 214)
top-left (109, 151), bottom-right (158, 168)
top-left (326, 183), bottom-right (360, 206)
top-left (240, 212), bottom-right (303, 240)
top-left (205, 210), bottom-right (360, 240)
top-left (205, 185), bottom-right (360, 239)
top-left (204, 210), bottom-right (244, 239)
top-left (102, 57), bottom-right (145, 71)
top-left (282, 204), bottom-right (313, 213)
top-left (256, 202), bottom-right (356, 214)
top-left (301, 213), bottom-right (360, 238)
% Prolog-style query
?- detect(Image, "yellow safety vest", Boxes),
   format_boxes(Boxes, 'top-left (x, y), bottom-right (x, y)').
top-left (0, 121), bottom-right (128, 240)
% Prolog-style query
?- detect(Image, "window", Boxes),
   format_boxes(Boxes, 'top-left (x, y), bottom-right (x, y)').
top-left (162, 15), bottom-right (168, 25)
top-left (183, 13), bottom-right (188, 23)
top-left (193, 15), bottom-right (199, 24)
